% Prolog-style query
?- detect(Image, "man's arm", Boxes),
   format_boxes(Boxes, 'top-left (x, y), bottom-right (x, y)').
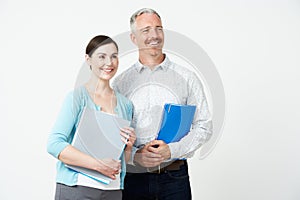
top-left (167, 72), bottom-right (213, 159)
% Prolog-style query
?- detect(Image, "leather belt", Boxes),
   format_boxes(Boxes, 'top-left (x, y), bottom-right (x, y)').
top-left (127, 160), bottom-right (186, 174)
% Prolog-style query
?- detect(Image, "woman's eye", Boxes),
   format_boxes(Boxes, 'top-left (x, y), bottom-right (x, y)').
top-left (99, 55), bottom-right (105, 59)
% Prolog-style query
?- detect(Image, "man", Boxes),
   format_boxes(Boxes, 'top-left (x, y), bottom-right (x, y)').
top-left (113, 8), bottom-right (213, 200)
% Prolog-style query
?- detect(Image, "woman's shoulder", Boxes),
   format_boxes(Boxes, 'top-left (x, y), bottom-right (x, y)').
top-left (115, 91), bottom-right (132, 106)
top-left (115, 91), bottom-right (133, 120)
top-left (115, 91), bottom-right (133, 112)
top-left (71, 85), bottom-right (89, 99)
top-left (61, 86), bottom-right (88, 107)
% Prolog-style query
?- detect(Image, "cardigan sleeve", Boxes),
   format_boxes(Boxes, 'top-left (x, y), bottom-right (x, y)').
top-left (47, 91), bottom-right (82, 158)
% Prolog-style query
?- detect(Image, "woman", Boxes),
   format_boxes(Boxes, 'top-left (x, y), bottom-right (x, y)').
top-left (47, 35), bottom-right (136, 200)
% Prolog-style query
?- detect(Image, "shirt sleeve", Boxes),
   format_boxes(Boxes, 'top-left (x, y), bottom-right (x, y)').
top-left (168, 72), bottom-right (213, 159)
top-left (47, 91), bottom-right (81, 158)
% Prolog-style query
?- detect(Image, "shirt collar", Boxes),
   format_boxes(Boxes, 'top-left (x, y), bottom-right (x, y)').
top-left (134, 54), bottom-right (171, 73)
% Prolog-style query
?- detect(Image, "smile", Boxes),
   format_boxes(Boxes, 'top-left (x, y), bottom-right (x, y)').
top-left (149, 41), bottom-right (159, 45)
top-left (100, 68), bottom-right (114, 73)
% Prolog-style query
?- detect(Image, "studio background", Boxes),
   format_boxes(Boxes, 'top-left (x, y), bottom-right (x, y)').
top-left (0, 0), bottom-right (299, 199)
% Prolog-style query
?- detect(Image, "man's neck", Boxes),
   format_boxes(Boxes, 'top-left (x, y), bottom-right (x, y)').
top-left (139, 52), bottom-right (165, 70)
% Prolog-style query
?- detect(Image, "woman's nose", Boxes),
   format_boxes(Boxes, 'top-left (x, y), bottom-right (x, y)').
top-left (105, 56), bottom-right (112, 65)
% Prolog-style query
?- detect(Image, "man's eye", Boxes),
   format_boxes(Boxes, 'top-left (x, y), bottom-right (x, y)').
top-left (142, 29), bottom-right (149, 33)
top-left (99, 55), bottom-right (105, 59)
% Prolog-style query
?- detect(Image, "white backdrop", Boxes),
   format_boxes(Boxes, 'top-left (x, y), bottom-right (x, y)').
top-left (0, 0), bottom-right (299, 199)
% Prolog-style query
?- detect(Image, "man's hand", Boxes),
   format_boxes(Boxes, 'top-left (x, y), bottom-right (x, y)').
top-left (134, 143), bottom-right (164, 167)
top-left (148, 140), bottom-right (171, 160)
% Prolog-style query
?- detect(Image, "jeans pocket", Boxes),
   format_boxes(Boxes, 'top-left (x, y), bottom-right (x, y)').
top-left (166, 168), bottom-right (189, 180)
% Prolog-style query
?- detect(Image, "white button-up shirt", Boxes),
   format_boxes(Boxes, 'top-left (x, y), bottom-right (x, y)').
top-left (113, 55), bottom-right (212, 160)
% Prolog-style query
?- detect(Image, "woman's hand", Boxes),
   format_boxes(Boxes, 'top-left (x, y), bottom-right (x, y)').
top-left (95, 158), bottom-right (121, 180)
top-left (120, 127), bottom-right (136, 162)
top-left (58, 145), bottom-right (121, 180)
top-left (120, 127), bottom-right (136, 148)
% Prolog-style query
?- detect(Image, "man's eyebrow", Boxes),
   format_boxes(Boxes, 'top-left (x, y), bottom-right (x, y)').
top-left (139, 26), bottom-right (151, 31)
top-left (139, 25), bottom-right (163, 31)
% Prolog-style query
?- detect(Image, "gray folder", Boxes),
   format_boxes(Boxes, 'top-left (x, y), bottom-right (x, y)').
top-left (66, 107), bottom-right (131, 184)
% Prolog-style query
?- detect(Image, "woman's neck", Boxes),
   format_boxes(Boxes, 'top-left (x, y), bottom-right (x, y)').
top-left (85, 78), bottom-right (116, 114)
top-left (85, 78), bottom-right (112, 95)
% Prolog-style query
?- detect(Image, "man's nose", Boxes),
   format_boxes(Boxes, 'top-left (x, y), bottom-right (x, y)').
top-left (148, 28), bottom-right (159, 38)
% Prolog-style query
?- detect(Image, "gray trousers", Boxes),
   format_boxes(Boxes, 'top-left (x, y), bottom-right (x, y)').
top-left (55, 183), bottom-right (122, 200)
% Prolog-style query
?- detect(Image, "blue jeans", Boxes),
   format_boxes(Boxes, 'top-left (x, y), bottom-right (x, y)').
top-left (122, 161), bottom-right (191, 200)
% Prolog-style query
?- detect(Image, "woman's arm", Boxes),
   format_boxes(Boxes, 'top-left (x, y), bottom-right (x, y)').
top-left (47, 91), bottom-right (121, 179)
top-left (58, 145), bottom-right (121, 180)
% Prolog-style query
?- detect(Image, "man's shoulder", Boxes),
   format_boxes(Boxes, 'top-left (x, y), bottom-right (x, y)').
top-left (167, 59), bottom-right (197, 78)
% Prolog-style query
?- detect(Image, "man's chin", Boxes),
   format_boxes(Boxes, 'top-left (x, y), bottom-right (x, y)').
top-left (146, 48), bottom-right (163, 56)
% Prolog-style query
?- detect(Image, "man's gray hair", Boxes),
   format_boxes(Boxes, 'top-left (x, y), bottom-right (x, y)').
top-left (130, 8), bottom-right (161, 32)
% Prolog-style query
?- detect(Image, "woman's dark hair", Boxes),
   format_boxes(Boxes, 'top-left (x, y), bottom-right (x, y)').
top-left (85, 35), bottom-right (118, 57)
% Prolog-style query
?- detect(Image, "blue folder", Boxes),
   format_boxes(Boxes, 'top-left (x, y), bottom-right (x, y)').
top-left (156, 103), bottom-right (196, 143)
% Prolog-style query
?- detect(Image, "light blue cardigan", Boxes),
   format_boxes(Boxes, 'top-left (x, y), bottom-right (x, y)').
top-left (47, 86), bottom-right (133, 188)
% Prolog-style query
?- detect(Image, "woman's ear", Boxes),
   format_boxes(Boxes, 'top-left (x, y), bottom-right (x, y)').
top-left (85, 54), bottom-right (90, 63)
top-left (85, 54), bottom-right (92, 70)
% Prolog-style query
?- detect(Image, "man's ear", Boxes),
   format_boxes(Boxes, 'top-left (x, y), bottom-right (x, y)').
top-left (130, 33), bottom-right (137, 46)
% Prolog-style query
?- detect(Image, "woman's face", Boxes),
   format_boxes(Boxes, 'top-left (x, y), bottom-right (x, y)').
top-left (87, 43), bottom-right (119, 81)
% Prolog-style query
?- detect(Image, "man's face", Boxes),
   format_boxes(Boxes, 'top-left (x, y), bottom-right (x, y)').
top-left (131, 13), bottom-right (164, 55)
